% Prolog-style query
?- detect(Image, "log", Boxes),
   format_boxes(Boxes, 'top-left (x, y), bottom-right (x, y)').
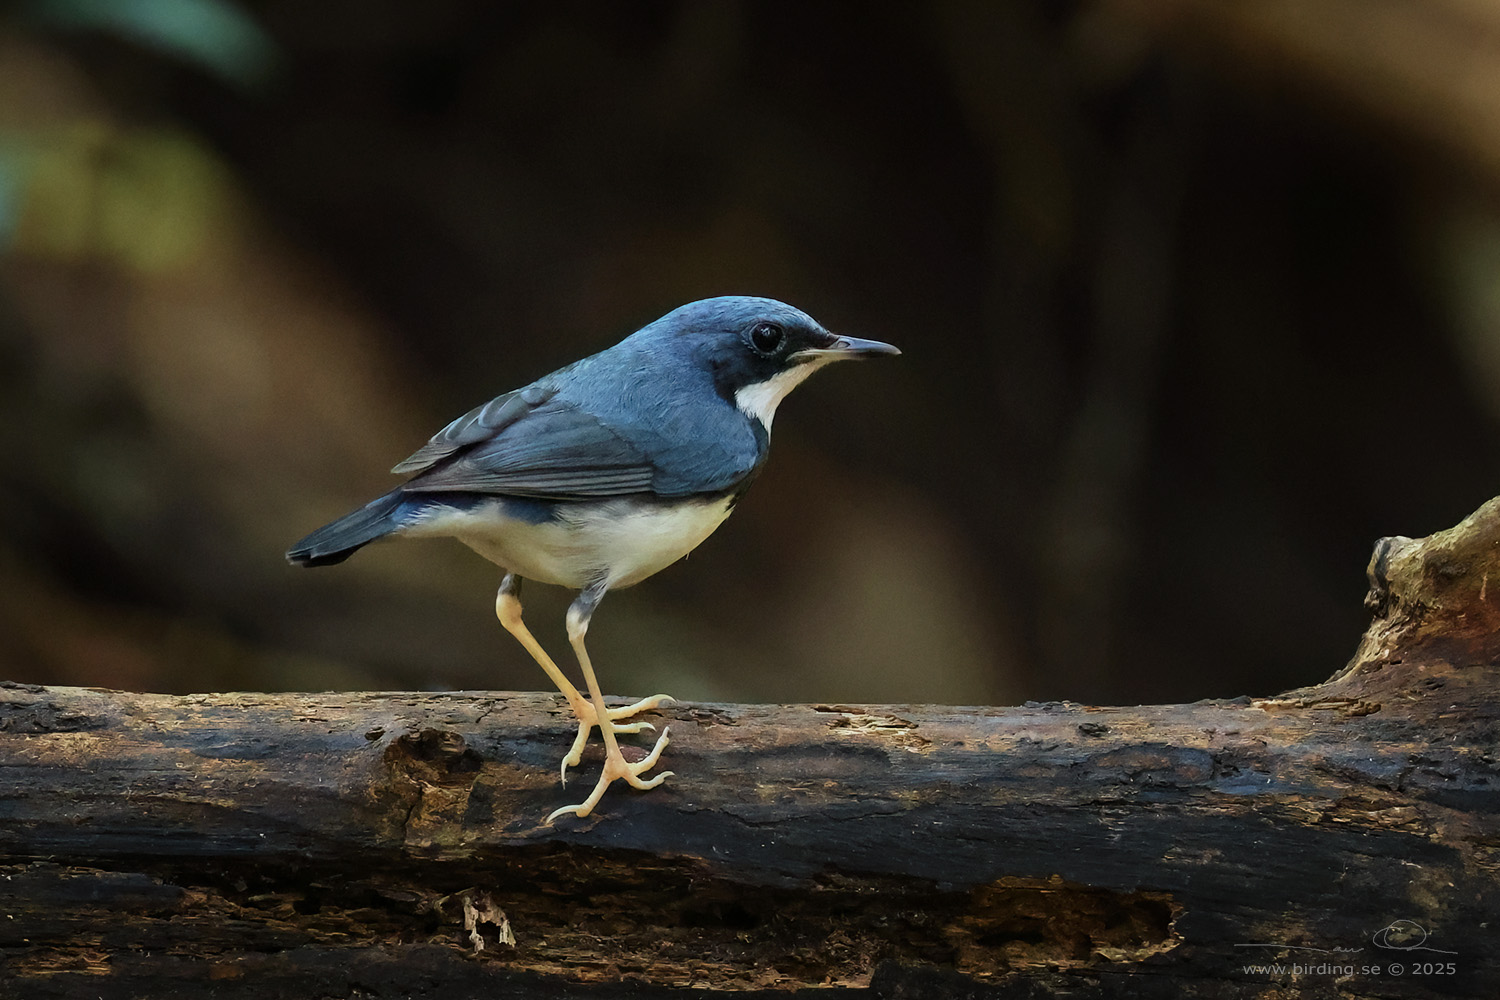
top-left (4, 500), bottom-right (1500, 998)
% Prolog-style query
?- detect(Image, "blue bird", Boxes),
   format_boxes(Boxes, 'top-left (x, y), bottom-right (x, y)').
top-left (288, 296), bottom-right (899, 821)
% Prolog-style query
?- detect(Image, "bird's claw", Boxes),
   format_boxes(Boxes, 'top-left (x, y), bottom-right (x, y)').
top-left (557, 694), bottom-right (673, 787)
top-left (548, 726), bottom-right (673, 823)
top-left (610, 693), bottom-right (673, 718)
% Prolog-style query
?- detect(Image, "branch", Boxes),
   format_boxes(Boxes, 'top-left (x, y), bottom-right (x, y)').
top-left (5, 500), bottom-right (1500, 997)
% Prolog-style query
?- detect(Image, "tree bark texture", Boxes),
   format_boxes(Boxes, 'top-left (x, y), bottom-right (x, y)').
top-left (4, 500), bottom-right (1500, 998)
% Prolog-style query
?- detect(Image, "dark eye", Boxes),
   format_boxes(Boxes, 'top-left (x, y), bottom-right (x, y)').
top-left (750, 322), bottom-right (785, 355)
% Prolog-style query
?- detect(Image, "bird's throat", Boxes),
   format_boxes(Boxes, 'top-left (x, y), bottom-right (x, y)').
top-left (733, 358), bottom-right (836, 431)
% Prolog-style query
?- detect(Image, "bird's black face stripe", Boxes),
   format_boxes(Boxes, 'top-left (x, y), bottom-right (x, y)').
top-left (740, 317), bottom-right (835, 360)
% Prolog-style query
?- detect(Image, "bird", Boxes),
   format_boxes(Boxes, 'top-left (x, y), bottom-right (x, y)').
top-left (287, 296), bottom-right (899, 822)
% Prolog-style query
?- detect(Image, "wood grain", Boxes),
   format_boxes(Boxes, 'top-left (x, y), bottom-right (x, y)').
top-left (5, 499), bottom-right (1500, 997)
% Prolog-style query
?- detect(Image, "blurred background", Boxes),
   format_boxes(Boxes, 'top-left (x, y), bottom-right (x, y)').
top-left (2, 0), bottom-right (1498, 707)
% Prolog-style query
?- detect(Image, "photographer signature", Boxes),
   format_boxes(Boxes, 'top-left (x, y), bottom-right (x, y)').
top-left (1234, 919), bottom-right (1457, 956)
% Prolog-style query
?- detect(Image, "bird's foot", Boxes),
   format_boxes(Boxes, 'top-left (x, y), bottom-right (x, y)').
top-left (547, 726), bottom-right (673, 823)
top-left (559, 694), bottom-right (672, 786)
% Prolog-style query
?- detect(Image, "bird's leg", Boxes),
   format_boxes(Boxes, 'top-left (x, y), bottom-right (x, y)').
top-left (494, 574), bottom-right (668, 786)
top-left (546, 581), bottom-right (673, 823)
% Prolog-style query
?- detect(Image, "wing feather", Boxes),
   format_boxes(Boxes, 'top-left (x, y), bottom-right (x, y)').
top-left (391, 364), bottom-right (763, 500)
top-left (390, 384), bottom-right (556, 475)
top-left (408, 397), bottom-right (657, 497)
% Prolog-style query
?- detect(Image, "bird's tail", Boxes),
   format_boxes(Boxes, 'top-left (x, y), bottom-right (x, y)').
top-left (286, 489), bottom-right (407, 567)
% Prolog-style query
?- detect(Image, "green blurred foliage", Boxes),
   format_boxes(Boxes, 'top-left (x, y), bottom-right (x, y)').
top-left (23, 0), bottom-right (276, 88)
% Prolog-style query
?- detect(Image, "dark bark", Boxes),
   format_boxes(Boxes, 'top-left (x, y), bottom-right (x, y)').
top-left (5, 500), bottom-right (1500, 998)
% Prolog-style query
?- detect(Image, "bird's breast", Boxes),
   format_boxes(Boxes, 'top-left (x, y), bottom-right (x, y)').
top-left (406, 494), bottom-right (734, 590)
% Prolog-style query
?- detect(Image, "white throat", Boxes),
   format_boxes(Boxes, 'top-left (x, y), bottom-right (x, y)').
top-left (734, 358), bottom-right (835, 431)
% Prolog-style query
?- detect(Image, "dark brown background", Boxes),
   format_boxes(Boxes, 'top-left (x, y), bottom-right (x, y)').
top-left (3, 0), bottom-right (1497, 708)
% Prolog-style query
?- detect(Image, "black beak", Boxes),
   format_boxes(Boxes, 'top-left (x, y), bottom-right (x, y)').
top-left (790, 335), bottom-right (901, 363)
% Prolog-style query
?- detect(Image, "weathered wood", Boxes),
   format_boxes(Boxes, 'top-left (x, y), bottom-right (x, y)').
top-left (4, 501), bottom-right (1500, 997)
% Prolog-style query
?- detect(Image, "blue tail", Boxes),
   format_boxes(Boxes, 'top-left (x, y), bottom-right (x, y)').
top-left (287, 490), bottom-right (407, 567)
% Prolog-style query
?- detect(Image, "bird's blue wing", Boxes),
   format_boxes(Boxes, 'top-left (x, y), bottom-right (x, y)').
top-left (390, 383), bottom-right (556, 476)
top-left (393, 382), bottom-right (762, 500)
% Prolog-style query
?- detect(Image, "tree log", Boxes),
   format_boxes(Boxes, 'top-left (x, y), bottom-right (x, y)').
top-left (5, 501), bottom-right (1500, 998)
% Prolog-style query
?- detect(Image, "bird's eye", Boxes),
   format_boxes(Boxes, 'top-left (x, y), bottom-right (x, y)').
top-left (750, 322), bottom-right (785, 355)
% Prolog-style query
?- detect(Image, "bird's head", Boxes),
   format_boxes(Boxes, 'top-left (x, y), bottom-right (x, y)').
top-left (643, 296), bottom-right (900, 431)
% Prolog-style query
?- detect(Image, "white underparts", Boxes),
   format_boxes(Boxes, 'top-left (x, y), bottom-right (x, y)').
top-left (405, 496), bottom-right (734, 590)
top-left (734, 356), bottom-right (837, 431)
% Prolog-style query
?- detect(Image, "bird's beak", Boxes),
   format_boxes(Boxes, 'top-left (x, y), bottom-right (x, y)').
top-left (790, 335), bottom-right (902, 363)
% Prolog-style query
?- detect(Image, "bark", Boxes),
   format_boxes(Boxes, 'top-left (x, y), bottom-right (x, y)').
top-left (4, 500), bottom-right (1500, 998)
